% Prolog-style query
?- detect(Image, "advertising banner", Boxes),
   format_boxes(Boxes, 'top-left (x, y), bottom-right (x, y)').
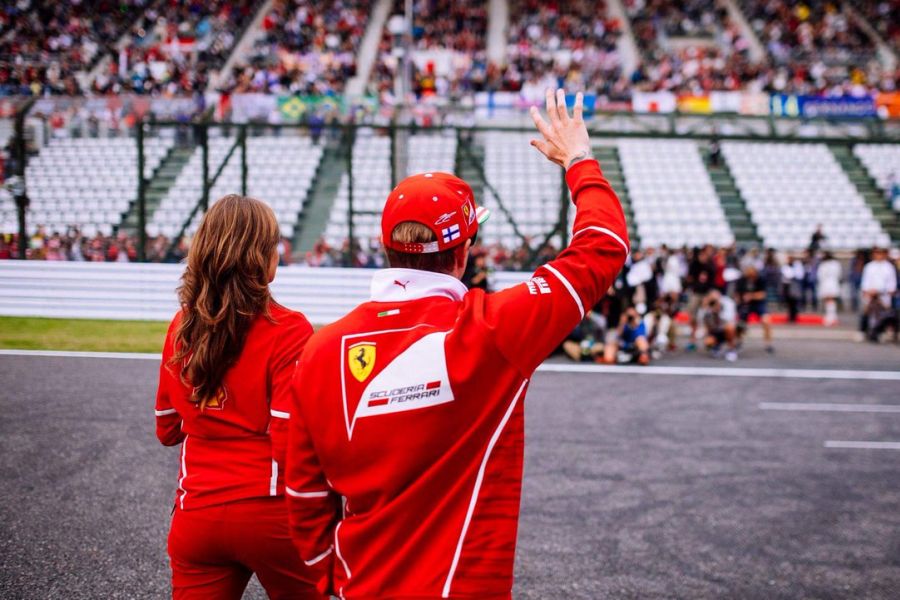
top-left (632, 91), bottom-right (677, 113)
top-left (875, 92), bottom-right (900, 118)
top-left (770, 94), bottom-right (878, 119)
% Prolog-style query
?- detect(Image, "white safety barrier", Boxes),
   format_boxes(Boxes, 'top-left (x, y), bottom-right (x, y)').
top-left (0, 261), bottom-right (531, 324)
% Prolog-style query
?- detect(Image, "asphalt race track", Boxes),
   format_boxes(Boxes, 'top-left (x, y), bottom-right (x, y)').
top-left (1, 339), bottom-right (899, 599)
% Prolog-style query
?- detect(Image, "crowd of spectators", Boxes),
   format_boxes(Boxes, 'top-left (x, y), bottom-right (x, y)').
top-left (499, 0), bottom-right (629, 102)
top-left (739, 0), bottom-right (894, 95)
top-left (2, 0), bottom-right (899, 103)
top-left (856, 0), bottom-right (899, 56)
top-left (557, 242), bottom-right (899, 365)
top-left (226, 0), bottom-right (368, 97)
top-left (0, 227), bottom-right (180, 262)
top-left (0, 0), bottom-right (151, 96)
top-left (91, 0), bottom-right (260, 96)
top-left (370, 0), bottom-right (490, 104)
top-left (626, 0), bottom-right (768, 96)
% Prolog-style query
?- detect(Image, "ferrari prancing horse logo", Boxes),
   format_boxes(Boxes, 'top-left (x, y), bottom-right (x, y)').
top-left (349, 343), bottom-right (376, 382)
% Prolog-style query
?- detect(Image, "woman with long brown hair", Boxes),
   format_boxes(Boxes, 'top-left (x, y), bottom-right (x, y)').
top-left (154, 195), bottom-right (324, 599)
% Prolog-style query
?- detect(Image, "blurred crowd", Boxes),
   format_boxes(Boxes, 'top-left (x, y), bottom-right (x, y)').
top-left (225, 0), bottom-right (367, 97)
top-left (499, 0), bottom-right (628, 101)
top-left (0, 0), bottom-right (150, 96)
top-left (2, 0), bottom-right (896, 103)
top-left (738, 0), bottom-right (894, 95)
top-left (553, 243), bottom-right (900, 365)
top-left (91, 0), bottom-right (259, 96)
top-left (627, 0), bottom-right (764, 96)
top-left (370, 0), bottom-right (490, 103)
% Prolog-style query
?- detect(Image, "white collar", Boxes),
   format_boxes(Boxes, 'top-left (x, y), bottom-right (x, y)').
top-left (370, 268), bottom-right (469, 303)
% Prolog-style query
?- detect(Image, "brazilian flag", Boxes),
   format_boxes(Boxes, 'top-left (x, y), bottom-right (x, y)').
top-left (278, 96), bottom-right (307, 121)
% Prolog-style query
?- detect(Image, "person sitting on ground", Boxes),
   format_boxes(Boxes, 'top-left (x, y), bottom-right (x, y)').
top-left (562, 311), bottom-right (606, 362)
top-left (736, 265), bottom-right (774, 353)
top-left (699, 289), bottom-right (741, 362)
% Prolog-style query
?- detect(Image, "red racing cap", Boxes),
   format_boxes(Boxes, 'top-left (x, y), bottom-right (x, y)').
top-left (382, 171), bottom-right (490, 254)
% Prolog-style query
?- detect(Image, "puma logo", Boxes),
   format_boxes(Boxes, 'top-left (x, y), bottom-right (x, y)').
top-left (394, 280), bottom-right (410, 291)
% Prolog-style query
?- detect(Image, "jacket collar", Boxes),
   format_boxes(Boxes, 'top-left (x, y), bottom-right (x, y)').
top-left (370, 268), bottom-right (468, 303)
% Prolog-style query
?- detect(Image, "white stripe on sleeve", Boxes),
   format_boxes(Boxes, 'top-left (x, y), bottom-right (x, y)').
top-left (155, 408), bottom-right (177, 417)
top-left (542, 264), bottom-right (585, 319)
top-left (270, 409), bottom-right (290, 419)
top-left (572, 225), bottom-right (630, 254)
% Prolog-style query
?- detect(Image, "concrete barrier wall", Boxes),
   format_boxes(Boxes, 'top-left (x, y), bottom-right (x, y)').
top-left (0, 262), bottom-right (531, 324)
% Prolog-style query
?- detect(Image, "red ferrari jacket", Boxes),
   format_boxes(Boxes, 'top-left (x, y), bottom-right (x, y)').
top-left (155, 302), bottom-right (313, 511)
top-left (285, 159), bottom-right (629, 598)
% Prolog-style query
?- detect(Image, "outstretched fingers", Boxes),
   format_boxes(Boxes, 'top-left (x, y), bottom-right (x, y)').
top-left (573, 92), bottom-right (583, 122)
top-left (556, 88), bottom-right (569, 123)
top-left (545, 88), bottom-right (560, 128)
top-left (529, 105), bottom-right (554, 142)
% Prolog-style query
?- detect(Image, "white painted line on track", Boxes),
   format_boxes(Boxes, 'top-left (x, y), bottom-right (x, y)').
top-left (824, 441), bottom-right (900, 450)
top-left (537, 362), bottom-right (900, 381)
top-left (760, 402), bottom-right (900, 413)
top-left (1, 349), bottom-right (899, 382)
top-left (0, 349), bottom-right (159, 360)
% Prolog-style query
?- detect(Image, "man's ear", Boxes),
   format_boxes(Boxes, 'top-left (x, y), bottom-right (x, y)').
top-left (458, 239), bottom-right (472, 266)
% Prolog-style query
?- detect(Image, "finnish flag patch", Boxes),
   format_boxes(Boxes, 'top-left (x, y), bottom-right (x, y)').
top-left (441, 224), bottom-right (461, 243)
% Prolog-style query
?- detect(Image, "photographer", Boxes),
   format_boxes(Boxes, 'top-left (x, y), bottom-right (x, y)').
top-left (736, 265), bottom-right (774, 353)
top-left (609, 306), bottom-right (651, 365)
top-left (699, 289), bottom-right (740, 362)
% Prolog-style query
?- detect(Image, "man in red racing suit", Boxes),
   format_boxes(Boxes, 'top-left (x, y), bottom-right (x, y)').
top-left (284, 90), bottom-right (629, 598)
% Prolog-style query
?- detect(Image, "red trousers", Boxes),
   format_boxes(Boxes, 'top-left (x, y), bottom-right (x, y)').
top-left (168, 496), bottom-right (323, 599)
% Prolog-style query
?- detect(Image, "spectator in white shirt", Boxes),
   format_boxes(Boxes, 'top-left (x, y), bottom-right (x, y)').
top-left (860, 247), bottom-right (898, 341)
top-left (861, 247), bottom-right (897, 307)
top-left (817, 251), bottom-right (842, 327)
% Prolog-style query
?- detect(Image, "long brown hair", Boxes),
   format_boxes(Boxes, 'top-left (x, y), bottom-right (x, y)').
top-left (169, 194), bottom-right (281, 409)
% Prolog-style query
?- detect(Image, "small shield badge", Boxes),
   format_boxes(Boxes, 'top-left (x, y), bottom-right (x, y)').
top-left (349, 343), bottom-right (376, 382)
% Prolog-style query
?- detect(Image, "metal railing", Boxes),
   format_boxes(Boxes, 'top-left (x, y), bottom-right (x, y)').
top-left (4, 105), bottom-right (900, 265)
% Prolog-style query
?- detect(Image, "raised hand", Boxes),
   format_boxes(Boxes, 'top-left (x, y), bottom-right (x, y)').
top-left (529, 89), bottom-right (592, 171)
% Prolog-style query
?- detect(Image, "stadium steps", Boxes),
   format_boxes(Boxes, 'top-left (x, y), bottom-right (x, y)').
top-left (294, 142), bottom-right (345, 255)
top-left (700, 147), bottom-right (761, 246)
top-left (830, 145), bottom-right (900, 245)
top-left (455, 135), bottom-right (486, 208)
top-left (594, 145), bottom-right (639, 247)
top-left (120, 146), bottom-right (193, 233)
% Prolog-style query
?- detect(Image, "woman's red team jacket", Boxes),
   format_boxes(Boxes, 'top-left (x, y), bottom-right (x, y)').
top-left (155, 302), bottom-right (313, 511)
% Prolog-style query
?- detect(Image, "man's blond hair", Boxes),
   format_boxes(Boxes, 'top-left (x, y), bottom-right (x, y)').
top-left (385, 221), bottom-right (459, 274)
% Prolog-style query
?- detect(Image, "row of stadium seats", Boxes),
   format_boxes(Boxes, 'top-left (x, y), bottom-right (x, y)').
top-left (324, 131), bottom-right (458, 247)
top-left (482, 131), bottom-right (564, 249)
top-left (619, 139), bottom-right (734, 249)
top-left (854, 144), bottom-right (900, 197)
top-left (723, 142), bottom-right (890, 250)
top-left (151, 135), bottom-right (323, 240)
top-left (2, 136), bottom-right (897, 253)
top-left (0, 137), bottom-right (173, 237)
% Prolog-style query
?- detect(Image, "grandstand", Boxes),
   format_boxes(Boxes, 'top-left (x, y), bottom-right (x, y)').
top-left (619, 139), bottom-right (734, 248)
top-left (7, 136), bottom-right (172, 237)
top-left (2, 4), bottom-right (900, 596)
top-left (723, 141), bottom-right (891, 250)
top-left (150, 134), bottom-right (323, 240)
